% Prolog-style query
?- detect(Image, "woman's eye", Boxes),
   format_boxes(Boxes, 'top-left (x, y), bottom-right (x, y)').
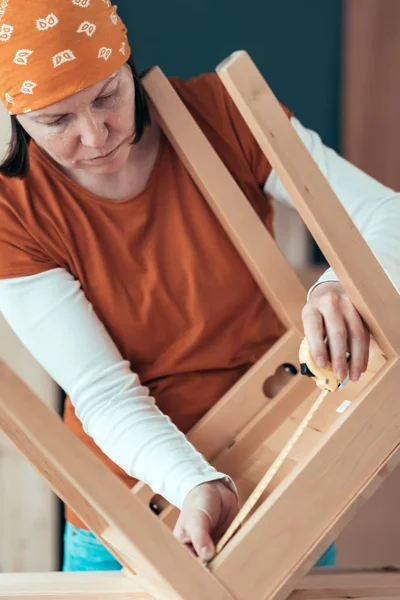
top-left (95, 90), bottom-right (117, 106)
top-left (40, 85), bottom-right (118, 126)
top-left (46, 115), bottom-right (66, 127)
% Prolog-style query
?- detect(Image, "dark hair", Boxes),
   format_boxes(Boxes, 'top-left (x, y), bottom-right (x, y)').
top-left (0, 54), bottom-right (151, 179)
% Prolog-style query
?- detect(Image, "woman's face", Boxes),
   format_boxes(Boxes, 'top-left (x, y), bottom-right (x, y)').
top-left (16, 63), bottom-right (136, 175)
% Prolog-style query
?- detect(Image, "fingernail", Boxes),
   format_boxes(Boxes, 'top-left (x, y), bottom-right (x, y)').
top-left (337, 368), bottom-right (346, 381)
top-left (200, 545), bottom-right (214, 563)
top-left (316, 356), bottom-right (326, 367)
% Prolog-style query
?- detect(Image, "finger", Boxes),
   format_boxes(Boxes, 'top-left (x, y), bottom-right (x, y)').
top-left (342, 305), bottom-right (369, 381)
top-left (211, 498), bottom-right (238, 542)
top-left (173, 521), bottom-right (191, 545)
top-left (174, 519), bottom-right (210, 558)
top-left (184, 510), bottom-right (215, 563)
top-left (183, 542), bottom-right (197, 557)
top-left (321, 301), bottom-right (348, 381)
top-left (363, 329), bottom-right (371, 372)
top-left (302, 304), bottom-right (327, 368)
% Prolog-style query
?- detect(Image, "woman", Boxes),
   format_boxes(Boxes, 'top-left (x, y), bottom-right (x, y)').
top-left (0, 0), bottom-right (399, 571)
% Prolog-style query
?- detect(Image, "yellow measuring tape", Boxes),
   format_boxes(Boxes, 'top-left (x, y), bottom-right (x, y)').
top-left (214, 338), bottom-right (344, 556)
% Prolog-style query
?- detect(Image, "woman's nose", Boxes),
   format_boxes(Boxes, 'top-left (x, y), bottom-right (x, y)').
top-left (79, 113), bottom-right (108, 149)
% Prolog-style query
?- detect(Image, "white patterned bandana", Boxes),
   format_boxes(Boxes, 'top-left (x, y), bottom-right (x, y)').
top-left (0, 0), bottom-right (131, 115)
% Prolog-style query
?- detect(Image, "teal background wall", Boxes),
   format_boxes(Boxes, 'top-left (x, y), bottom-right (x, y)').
top-left (118, 0), bottom-right (343, 153)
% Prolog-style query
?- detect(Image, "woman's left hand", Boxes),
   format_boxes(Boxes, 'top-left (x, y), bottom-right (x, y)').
top-left (173, 480), bottom-right (238, 563)
top-left (302, 281), bottom-right (370, 382)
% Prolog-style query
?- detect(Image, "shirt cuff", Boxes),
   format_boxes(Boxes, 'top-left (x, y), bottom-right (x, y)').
top-left (307, 267), bottom-right (339, 302)
top-left (178, 473), bottom-right (239, 509)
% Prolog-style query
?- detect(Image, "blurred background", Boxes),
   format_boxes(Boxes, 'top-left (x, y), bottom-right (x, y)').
top-left (1, 0), bottom-right (400, 574)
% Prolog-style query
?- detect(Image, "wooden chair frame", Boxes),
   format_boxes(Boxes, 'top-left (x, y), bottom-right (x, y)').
top-left (1, 51), bottom-right (400, 600)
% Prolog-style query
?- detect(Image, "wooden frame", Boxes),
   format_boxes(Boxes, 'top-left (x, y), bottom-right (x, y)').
top-left (0, 50), bottom-right (400, 600)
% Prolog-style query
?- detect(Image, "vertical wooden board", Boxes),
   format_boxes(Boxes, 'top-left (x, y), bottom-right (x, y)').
top-left (0, 316), bottom-right (59, 572)
top-left (342, 0), bottom-right (400, 191)
top-left (0, 102), bottom-right (59, 573)
top-left (0, 441), bottom-right (59, 573)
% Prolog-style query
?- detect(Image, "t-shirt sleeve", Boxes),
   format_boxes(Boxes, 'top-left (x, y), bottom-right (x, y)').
top-left (0, 197), bottom-right (58, 279)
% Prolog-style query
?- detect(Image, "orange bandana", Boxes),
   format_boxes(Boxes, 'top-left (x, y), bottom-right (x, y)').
top-left (0, 0), bottom-right (131, 115)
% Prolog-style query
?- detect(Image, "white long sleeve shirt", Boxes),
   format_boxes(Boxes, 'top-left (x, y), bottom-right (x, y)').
top-left (265, 118), bottom-right (400, 296)
top-left (1, 116), bottom-right (399, 509)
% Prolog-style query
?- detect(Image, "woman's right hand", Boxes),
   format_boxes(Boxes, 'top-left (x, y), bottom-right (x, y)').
top-left (173, 479), bottom-right (239, 563)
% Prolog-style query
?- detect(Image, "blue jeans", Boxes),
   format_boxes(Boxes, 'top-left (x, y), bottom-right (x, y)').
top-left (62, 522), bottom-right (336, 571)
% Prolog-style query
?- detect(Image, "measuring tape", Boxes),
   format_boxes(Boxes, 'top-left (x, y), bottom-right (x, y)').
top-left (214, 338), bottom-right (345, 556)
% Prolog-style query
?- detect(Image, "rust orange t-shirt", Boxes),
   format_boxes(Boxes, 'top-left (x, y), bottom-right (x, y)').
top-left (0, 73), bottom-right (288, 528)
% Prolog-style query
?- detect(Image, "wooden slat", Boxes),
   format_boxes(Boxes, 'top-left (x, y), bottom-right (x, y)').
top-left (0, 571), bottom-right (147, 599)
top-left (2, 570), bottom-right (400, 599)
top-left (212, 359), bottom-right (400, 600)
top-left (292, 569), bottom-right (400, 599)
top-left (216, 50), bottom-right (400, 358)
top-left (0, 363), bottom-right (108, 537)
top-left (142, 68), bottom-right (307, 334)
top-left (0, 362), bottom-right (234, 600)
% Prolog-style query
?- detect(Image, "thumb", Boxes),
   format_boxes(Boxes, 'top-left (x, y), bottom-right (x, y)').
top-left (185, 510), bottom-right (215, 563)
top-left (173, 521), bottom-right (191, 545)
